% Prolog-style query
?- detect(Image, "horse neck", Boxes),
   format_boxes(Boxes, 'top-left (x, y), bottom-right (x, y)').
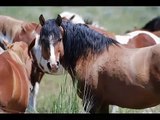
top-left (61, 21), bottom-right (119, 73)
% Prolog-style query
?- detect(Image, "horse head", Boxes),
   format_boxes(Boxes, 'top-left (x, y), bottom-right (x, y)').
top-left (39, 14), bottom-right (64, 72)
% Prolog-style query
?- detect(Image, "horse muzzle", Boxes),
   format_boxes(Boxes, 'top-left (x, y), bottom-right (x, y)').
top-left (47, 61), bottom-right (60, 73)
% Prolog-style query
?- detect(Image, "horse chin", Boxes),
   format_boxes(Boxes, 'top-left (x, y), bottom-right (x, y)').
top-left (50, 68), bottom-right (59, 73)
top-left (44, 69), bottom-right (58, 74)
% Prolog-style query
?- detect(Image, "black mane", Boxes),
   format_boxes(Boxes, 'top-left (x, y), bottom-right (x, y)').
top-left (40, 19), bottom-right (119, 70)
top-left (141, 16), bottom-right (160, 32)
top-left (61, 20), bottom-right (119, 69)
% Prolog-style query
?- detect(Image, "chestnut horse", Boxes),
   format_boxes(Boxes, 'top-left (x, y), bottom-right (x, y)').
top-left (0, 40), bottom-right (35, 113)
top-left (0, 15), bottom-right (60, 112)
top-left (39, 14), bottom-right (160, 113)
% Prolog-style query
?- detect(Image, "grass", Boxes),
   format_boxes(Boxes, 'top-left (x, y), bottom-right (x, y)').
top-left (1, 6), bottom-right (160, 113)
top-left (37, 73), bottom-right (83, 113)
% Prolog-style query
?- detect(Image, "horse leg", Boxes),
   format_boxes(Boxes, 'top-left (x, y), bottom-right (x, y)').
top-left (98, 104), bottom-right (109, 113)
top-left (26, 69), bottom-right (44, 113)
top-left (88, 104), bottom-right (109, 113)
top-left (111, 105), bottom-right (119, 113)
top-left (26, 82), bottom-right (40, 113)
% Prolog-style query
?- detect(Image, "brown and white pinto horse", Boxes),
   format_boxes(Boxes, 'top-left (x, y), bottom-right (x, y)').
top-left (39, 14), bottom-right (160, 113)
top-left (60, 11), bottom-right (160, 49)
top-left (0, 15), bottom-right (60, 112)
top-left (0, 40), bottom-right (34, 113)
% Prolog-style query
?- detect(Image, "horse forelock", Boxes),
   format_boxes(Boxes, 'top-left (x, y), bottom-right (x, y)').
top-left (39, 19), bottom-right (62, 49)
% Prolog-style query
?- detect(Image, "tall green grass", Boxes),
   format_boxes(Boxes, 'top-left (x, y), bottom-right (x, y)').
top-left (37, 73), bottom-right (83, 113)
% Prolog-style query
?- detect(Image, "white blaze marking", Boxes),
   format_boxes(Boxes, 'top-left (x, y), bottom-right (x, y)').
top-left (49, 44), bottom-right (57, 66)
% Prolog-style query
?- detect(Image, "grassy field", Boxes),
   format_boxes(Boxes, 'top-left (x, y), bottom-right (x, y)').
top-left (1, 6), bottom-right (160, 113)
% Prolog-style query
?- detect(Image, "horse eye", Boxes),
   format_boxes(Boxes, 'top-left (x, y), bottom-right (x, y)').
top-left (58, 38), bottom-right (62, 41)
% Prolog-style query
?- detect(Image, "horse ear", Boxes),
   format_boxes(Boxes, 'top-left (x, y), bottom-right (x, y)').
top-left (21, 24), bottom-right (27, 33)
top-left (39, 14), bottom-right (45, 26)
top-left (2, 40), bottom-right (13, 49)
top-left (70, 15), bottom-right (75, 20)
top-left (56, 14), bottom-right (62, 26)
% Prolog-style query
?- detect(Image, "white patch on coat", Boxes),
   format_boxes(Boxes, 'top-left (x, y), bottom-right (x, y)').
top-left (60, 11), bottom-right (85, 24)
top-left (115, 30), bottom-right (160, 44)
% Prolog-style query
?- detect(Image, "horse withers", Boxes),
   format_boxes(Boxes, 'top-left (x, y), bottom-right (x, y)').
top-left (0, 40), bottom-right (35, 113)
top-left (38, 14), bottom-right (160, 113)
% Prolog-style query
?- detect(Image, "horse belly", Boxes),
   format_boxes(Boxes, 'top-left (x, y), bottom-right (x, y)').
top-left (105, 82), bottom-right (160, 109)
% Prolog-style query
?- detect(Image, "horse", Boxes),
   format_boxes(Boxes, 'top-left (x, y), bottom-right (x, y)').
top-left (125, 16), bottom-right (160, 33)
top-left (87, 24), bottom-right (160, 48)
top-left (39, 14), bottom-right (160, 113)
top-left (0, 15), bottom-right (60, 112)
top-left (0, 40), bottom-right (35, 113)
top-left (59, 13), bottom-right (160, 113)
top-left (59, 12), bottom-right (160, 49)
top-left (60, 11), bottom-right (102, 29)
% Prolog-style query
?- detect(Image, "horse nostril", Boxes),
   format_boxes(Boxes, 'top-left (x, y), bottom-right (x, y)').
top-left (47, 62), bottom-right (51, 70)
top-left (57, 61), bottom-right (60, 66)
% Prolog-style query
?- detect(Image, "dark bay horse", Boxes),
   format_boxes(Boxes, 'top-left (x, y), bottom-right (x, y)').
top-left (39, 14), bottom-right (160, 113)
top-left (0, 40), bottom-right (35, 113)
top-left (0, 15), bottom-right (60, 112)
